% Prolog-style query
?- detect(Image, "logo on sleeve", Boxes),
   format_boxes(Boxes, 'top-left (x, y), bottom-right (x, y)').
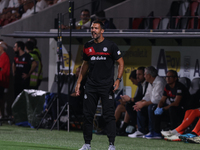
top-left (117, 50), bottom-right (121, 55)
top-left (177, 90), bottom-right (182, 94)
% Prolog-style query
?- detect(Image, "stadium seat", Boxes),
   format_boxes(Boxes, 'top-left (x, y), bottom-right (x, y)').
top-left (158, 18), bottom-right (169, 29)
top-left (179, 1), bottom-right (190, 16)
top-left (188, 78), bottom-right (200, 109)
top-left (179, 77), bottom-right (191, 90)
top-left (152, 18), bottom-right (161, 29)
top-left (132, 18), bottom-right (143, 29)
top-left (189, 78), bottom-right (200, 95)
top-left (169, 1), bottom-right (182, 16)
top-left (176, 17), bottom-right (189, 29)
top-left (189, 1), bottom-right (199, 16)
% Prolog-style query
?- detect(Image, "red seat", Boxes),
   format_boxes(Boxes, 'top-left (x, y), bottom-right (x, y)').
top-left (132, 18), bottom-right (143, 29)
top-left (189, 1), bottom-right (199, 16)
top-left (153, 18), bottom-right (161, 29)
top-left (197, 18), bottom-right (200, 29)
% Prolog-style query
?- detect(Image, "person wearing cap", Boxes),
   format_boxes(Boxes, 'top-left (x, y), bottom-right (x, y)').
top-left (0, 41), bottom-right (10, 118)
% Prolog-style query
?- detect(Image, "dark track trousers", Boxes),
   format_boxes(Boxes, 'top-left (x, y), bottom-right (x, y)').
top-left (83, 84), bottom-right (116, 144)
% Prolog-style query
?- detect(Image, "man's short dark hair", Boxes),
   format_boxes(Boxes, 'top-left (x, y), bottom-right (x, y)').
top-left (25, 41), bottom-right (34, 51)
top-left (92, 20), bottom-right (105, 29)
top-left (16, 41), bottom-right (25, 51)
top-left (167, 70), bottom-right (178, 78)
top-left (145, 66), bottom-right (158, 77)
top-left (81, 9), bottom-right (90, 15)
top-left (28, 38), bottom-right (37, 47)
top-left (137, 67), bottom-right (145, 73)
top-left (129, 70), bottom-right (137, 79)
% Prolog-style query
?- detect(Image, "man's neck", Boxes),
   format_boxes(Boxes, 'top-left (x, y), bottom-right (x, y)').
top-left (19, 50), bottom-right (25, 56)
top-left (150, 77), bottom-right (156, 84)
top-left (94, 36), bottom-right (104, 43)
top-left (169, 82), bottom-right (176, 88)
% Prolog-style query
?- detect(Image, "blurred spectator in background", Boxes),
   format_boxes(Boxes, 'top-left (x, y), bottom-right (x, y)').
top-left (18, 0), bottom-right (25, 18)
top-left (45, 0), bottom-right (54, 6)
top-left (12, 41), bottom-right (37, 98)
top-left (21, 0), bottom-right (41, 18)
top-left (0, 41), bottom-right (10, 118)
top-left (8, 0), bottom-right (20, 9)
top-left (28, 38), bottom-right (43, 88)
top-left (0, 0), bottom-right (9, 13)
top-left (24, 41), bottom-right (41, 89)
top-left (76, 9), bottom-right (91, 29)
top-left (95, 10), bottom-right (116, 29)
top-left (36, 0), bottom-right (48, 10)
top-left (53, 0), bottom-right (65, 4)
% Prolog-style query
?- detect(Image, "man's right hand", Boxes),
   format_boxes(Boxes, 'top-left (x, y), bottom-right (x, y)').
top-left (75, 83), bottom-right (81, 96)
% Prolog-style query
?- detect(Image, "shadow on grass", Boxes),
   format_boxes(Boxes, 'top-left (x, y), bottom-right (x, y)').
top-left (0, 142), bottom-right (76, 150)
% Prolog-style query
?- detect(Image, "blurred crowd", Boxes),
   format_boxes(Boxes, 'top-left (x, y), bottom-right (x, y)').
top-left (0, 0), bottom-right (66, 27)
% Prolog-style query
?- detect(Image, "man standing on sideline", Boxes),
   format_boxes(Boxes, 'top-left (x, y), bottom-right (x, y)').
top-left (0, 41), bottom-right (10, 118)
top-left (75, 20), bottom-right (124, 150)
top-left (12, 41), bottom-right (37, 98)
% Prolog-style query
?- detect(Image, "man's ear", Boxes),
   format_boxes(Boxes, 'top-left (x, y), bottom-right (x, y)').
top-left (101, 29), bottom-right (104, 34)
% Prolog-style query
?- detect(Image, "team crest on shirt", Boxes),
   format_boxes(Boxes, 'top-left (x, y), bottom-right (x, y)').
top-left (22, 57), bottom-right (25, 61)
top-left (89, 48), bottom-right (92, 52)
top-left (117, 50), bottom-right (121, 55)
top-left (103, 47), bottom-right (108, 52)
top-left (84, 94), bottom-right (87, 99)
top-left (109, 95), bottom-right (112, 99)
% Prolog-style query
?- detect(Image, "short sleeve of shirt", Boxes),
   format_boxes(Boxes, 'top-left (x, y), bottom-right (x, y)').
top-left (27, 53), bottom-right (34, 64)
top-left (176, 85), bottom-right (183, 96)
top-left (111, 43), bottom-right (122, 60)
top-left (163, 86), bottom-right (167, 97)
top-left (83, 45), bottom-right (89, 61)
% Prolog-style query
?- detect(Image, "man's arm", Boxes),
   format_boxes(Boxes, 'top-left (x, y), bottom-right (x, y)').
top-left (163, 95), bottom-right (182, 110)
top-left (113, 57), bottom-right (124, 92)
top-left (22, 61), bottom-right (37, 79)
top-left (75, 61), bottom-right (89, 96)
top-left (158, 96), bottom-right (167, 108)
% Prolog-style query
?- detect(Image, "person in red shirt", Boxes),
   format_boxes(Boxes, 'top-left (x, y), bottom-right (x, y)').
top-left (0, 41), bottom-right (10, 118)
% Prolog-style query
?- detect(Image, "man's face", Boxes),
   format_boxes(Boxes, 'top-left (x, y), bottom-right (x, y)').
top-left (165, 72), bottom-right (177, 85)
top-left (130, 77), bottom-right (138, 86)
top-left (81, 11), bottom-right (90, 23)
top-left (144, 70), bottom-right (150, 83)
top-left (91, 23), bottom-right (104, 40)
top-left (136, 70), bottom-right (145, 83)
top-left (13, 43), bottom-right (18, 52)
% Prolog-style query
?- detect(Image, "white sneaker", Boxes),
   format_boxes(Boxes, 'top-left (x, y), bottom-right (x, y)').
top-left (79, 144), bottom-right (91, 150)
top-left (128, 130), bottom-right (144, 138)
top-left (108, 145), bottom-right (115, 150)
top-left (161, 130), bottom-right (173, 137)
top-left (164, 135), bottom-right (181, 141)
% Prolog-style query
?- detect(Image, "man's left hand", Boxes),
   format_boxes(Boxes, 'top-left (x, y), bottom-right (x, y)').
top-left (133, 101), bottom-right (144, 112)
top-left (113, 80), bottom-right (120, 92)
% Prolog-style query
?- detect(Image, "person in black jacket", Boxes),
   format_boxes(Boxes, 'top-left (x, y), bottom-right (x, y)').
top-left (119, 67), bottom-right (149, 136)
